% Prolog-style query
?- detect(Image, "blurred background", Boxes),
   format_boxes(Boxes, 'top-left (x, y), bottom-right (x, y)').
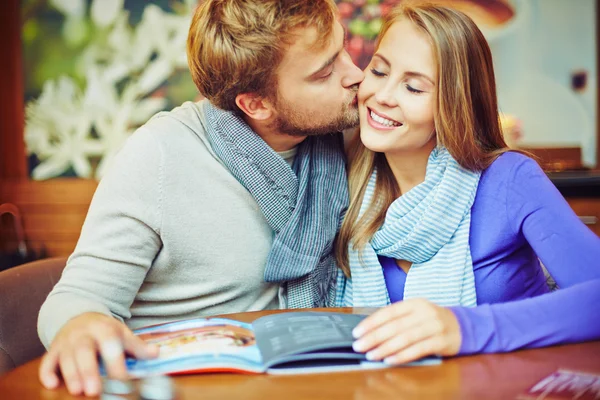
top-left (1, 0), bottom-right (599, 261)
top-left (18, 0), bottom-right (598, 181)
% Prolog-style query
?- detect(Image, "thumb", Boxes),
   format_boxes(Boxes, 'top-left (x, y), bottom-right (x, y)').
top-left (122, 328), bottom-right (159, 360)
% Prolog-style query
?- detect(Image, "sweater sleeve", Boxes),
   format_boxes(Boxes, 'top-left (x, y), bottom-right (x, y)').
top-left (37, 128), bottom-right (164, 349)
top-left (508, 158), bottom-right (600, 286)
top-left (452, 156), bottom-right (600, 355)
top-left (452, 279), bottom-right (600, 354)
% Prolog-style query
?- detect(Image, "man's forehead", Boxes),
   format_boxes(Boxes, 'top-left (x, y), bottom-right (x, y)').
top-left (278, 22), bottom-right (343, 75)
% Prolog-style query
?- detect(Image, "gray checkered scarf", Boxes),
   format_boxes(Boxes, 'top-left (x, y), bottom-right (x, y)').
top-left (204, 101), bottom-right (348, 308)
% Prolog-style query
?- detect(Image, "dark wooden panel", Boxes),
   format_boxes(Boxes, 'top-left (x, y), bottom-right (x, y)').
top-left (0, 179), bottom-right (98, 204)
top-left (597, 0), bottom-right (600, 170)
top-left (523, 147), bottom-right (583, 172)
top-left (0, 0), bottom-right (26, 179)
top-left (0, 179), bottom-right (97, 257)
top-left (566, 197), bottom-right (600, 236)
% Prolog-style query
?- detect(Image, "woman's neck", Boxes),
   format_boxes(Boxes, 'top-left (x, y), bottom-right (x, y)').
top-left (385, 142), bottom-right (436, 195)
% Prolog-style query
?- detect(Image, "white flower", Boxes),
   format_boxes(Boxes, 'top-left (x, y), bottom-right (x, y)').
top-left (134, 5), bottom-right (191, 94)
top-left (26, 76), bottom-right (104, 180)
top-left (25, 0), bottom-right (193, 180)
top-left (25, 76), bottom-right (81, 157)
top-left (90, 0), bottom-right (124, 28)
top-left (93, 83), bottom-right (166, 179)
top-left (31, 115), bottom-right (103, 180)
top-left (62, 16), bottom-right (89, 46)
top-left (51, 0), bottom-right (89, 46)
top-left (50, 0), bottom-right (85, 19)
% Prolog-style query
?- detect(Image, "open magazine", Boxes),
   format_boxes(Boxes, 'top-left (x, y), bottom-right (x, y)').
top-left (125, 311), bottom-right (441, 377)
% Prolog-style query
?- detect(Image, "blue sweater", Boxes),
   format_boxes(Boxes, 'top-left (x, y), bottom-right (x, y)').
top-left (381, 152), bottom-right (600, 354)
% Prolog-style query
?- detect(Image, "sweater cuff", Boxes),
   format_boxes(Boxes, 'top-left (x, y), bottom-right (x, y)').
top-left (449, 306), bottom-right (479, 355)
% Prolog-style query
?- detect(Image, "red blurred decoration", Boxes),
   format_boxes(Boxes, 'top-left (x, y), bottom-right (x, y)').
top-left (336, 0), bottom-right (404, 69)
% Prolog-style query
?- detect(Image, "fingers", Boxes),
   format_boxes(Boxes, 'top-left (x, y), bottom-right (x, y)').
top-left (353, 300), bottom-right (415, 338)
top-left (59, 333), bottom-right (124, 396)
top-left (57, 336), bottom-right (102, 396)
top-left (38, 313), bottom-right (140, 397)
top-left (383, 336), bottom-right (445, 365)
top-left (362, 321), bottom-right (440, 361)
top-left (351, 299), bottom-right (461, 365)
top-left (58, 349), bottom-right (84, 395)
top-left (99, 338), bottom-right (128, 380)
top-left (352, 313), bottom-right (440, 354)
top-left (75, 344), bottom-right (101, 396)
top-left (352, 311), bottom-right (428, 353)
top-left (39, 349), bottom-right (60, 389)
top-left (122, 329), bottom-right (160, 360)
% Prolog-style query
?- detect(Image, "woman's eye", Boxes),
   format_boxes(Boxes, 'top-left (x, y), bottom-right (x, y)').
top-left (406, 84), bottom-right (424, 94)
top-left (370, 68), bottom-right (386, 77)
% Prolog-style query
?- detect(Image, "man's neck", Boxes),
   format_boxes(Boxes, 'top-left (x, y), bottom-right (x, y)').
top-left (261, 134), bottom-right (307, 152)
top-left (244, 115), bottom-right (306, 152)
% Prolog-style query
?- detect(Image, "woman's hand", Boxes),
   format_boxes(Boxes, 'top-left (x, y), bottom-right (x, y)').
top-left (352, 298), bottom-right (462, 365)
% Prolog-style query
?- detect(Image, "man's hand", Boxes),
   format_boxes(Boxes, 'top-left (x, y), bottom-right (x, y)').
top-left (39, 312), bottom-right (159, 397)
top-left (351, 299), bottom-right (462, 365)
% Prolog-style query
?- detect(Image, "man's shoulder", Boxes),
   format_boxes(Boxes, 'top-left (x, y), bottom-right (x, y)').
top-left (143, 99), bottom-right (208, 138)
top-left (128, 99), bottom-right (215, 156)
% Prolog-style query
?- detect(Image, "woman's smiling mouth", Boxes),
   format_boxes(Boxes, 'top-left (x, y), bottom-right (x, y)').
top-left (367, 107), bottom-right (403, 130)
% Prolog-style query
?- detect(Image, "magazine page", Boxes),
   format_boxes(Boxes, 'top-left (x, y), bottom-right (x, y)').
top-left (266, 357), bottom-right (442, 375)
top-left (252, 311), bottom-right (442, 374)
top-left (125, 318), bottom-right (265, 377)
top-left (252, 312), bottom-right (368, 369)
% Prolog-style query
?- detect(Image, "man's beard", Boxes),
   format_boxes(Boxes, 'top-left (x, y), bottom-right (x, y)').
top-left (270, 91), bottom-right (359, 137)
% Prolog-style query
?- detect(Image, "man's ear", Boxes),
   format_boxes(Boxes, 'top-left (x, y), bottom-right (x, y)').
top-left (235, 93), bottom-right (274, 121)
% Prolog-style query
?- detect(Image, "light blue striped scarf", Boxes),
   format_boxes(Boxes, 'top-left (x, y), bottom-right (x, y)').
top-left (335, 147), bottom-right (480, 308)
top-left (204, 101), bottom-right (348, 308)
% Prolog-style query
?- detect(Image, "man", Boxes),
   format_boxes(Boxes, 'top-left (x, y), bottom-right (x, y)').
top-left (37, 0), bottom-right (363, 397)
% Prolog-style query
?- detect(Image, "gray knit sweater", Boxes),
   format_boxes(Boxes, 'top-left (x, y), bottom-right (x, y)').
top-left (38, 101), bottom-right (281, 348)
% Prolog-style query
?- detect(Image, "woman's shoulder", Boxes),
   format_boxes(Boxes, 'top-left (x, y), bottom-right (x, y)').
top-left (483, 151), bottom-right (544, 183)
top-left (487, 150), bottom-right (538, 170)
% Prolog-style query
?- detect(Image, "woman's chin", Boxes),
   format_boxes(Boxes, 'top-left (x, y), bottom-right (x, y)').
top-left (359, 130), bottom-right (394, 154)
top-left (360, 139), bottom-right (392, 154)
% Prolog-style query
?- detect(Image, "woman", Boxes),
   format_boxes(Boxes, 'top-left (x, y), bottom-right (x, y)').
top-left (334, 3), bottom-right (600, 365)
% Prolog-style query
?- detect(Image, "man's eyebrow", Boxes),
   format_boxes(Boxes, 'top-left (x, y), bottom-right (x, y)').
top-left (306, 50), bottom-right (340, 80)
top-left (306, 26), bottom-right (346, 80)
top-left (373, 54), bottom-right (435, 84)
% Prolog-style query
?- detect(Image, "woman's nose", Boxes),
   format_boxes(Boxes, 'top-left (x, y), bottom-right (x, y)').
top-left (375, 85), bottom-right (398, 107)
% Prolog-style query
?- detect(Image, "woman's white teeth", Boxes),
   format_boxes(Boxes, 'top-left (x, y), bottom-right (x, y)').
top-left (370, 110), bottom-right (401, 127)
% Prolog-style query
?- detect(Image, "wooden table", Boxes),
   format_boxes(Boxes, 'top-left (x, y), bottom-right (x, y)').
top-left (1, 308), bottom-right (599, 399)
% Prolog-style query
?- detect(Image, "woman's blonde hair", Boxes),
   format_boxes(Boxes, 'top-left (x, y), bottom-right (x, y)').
top-left (187, 0), bottom-right (338, 112)
top-left (335, 2), bottom-right (514, 276)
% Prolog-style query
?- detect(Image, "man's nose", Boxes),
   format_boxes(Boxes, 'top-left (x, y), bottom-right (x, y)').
top-left (341, 52), bottom-right (365, 88)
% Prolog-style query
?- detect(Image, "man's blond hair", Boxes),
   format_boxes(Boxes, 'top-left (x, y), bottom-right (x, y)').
top-left (187, 0), bottom-right (339, 112)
